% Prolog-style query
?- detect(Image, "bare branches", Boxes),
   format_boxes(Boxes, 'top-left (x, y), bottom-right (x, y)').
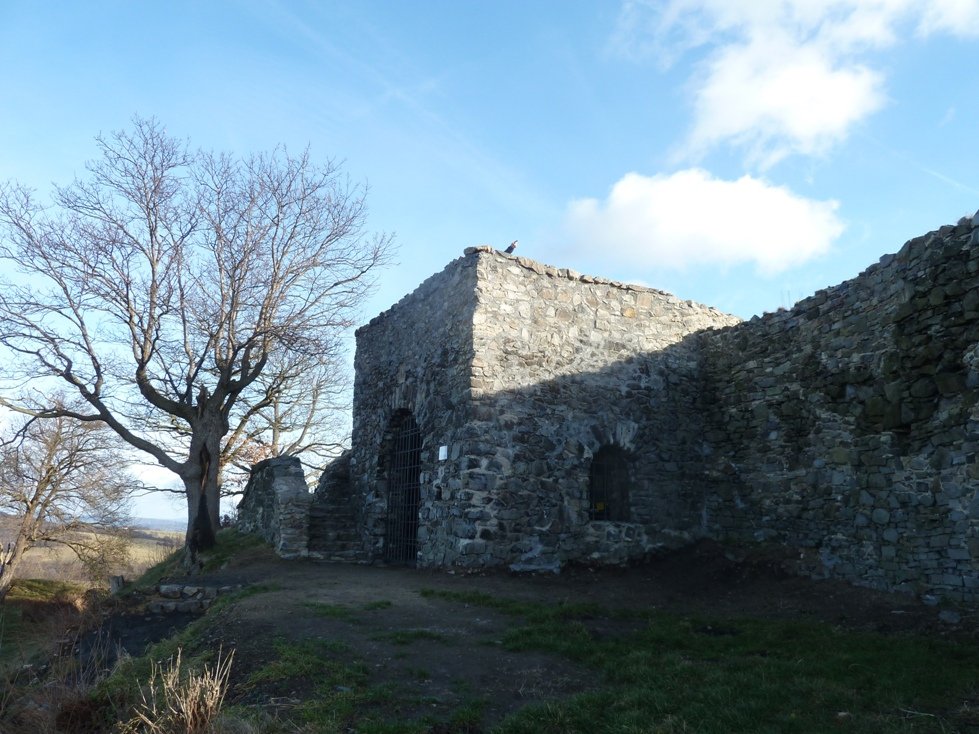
top-left (0, 117), bottom-right (394, 546)
top-left (0, 414), bottom-right (137, 598)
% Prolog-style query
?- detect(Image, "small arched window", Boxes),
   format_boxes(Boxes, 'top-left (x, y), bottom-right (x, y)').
top-left (589, 445), bottom-right (631, 521)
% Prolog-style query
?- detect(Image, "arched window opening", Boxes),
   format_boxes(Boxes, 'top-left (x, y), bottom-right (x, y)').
top-left (382, 410), bottom-right (422, 565)
top-left (589, 445), bottom-right (631, 521)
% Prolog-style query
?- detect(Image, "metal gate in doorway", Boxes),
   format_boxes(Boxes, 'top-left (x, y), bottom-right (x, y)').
top-left (383, 412), bottom-right (422, 565)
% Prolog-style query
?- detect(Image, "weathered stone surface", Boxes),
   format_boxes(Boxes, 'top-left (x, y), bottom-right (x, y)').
top-left (347, 247), bottom-right (738, 569)
top-left (252, 217), bottom-right (979, 603)
top-left (703, 218), bottom-right (979, 601)
top-left (236, 456), bottom-right (311, 559)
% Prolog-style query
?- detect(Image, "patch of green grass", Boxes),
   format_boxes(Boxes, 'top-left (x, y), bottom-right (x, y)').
top-left (372, 629), bottom-right (449, 646)
top-left (448, 698), bottom-right (487, 730)
top-left (201, 528), bottom-right (271, 571)
top-left (0, 606), bottom-right (30, 673)
top-left (363, 599), bottom-right (393, 611)
top-left (305, 601), bottom-right (358, 621)
top-left (6, 578), bottom-right (87, 603)
top-left (127, 528), bottom-right (266, 590)
top-left (428, 590), bottom-right (979, 734)
top-left (0, 579), bottom-right (90, 675)
top-left (129, 547), bottom-right (183, 592)
top-left (406, 666), bottom-right (432, 680)
top-left (246, 638), bottom-right (359, 686)
top-left (294, 658), bottom-right (392, 729)
top-left (420, 588), bottom-right (603, 622)
top-left (240, 636), bottom-right (482, 733)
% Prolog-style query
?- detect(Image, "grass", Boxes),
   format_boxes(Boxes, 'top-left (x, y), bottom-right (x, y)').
top-left (4, 577), bottom-right (88, 603)
top-left (242, 637), bottom-right (398, 731)
top-left (422, 589), bottom-right (979, 734)
top-left (363, 600), bottom-right (393, 611)
top-left (0, 578), bottom-right (90, 675)
top-left (245, 638), bottom-right (361, 687)
top-left (10, 528), bottom-right (183, 586)
top-left (200, 528), bottom-right (271, 572)
top-left (304, 599), bottom-right (394, 620)
top-left (305, 601), bottom-right (359, 621)
top-left (371, 629), bottom-right (449, 646)
top-left (419, 588), bottom-right (605, 622)
top-left (130, 528), bottom-right (269, 593)
top-left (9, 536), bottom-right (977, 733)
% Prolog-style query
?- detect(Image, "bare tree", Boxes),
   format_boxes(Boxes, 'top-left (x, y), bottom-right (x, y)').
top-left (0, 415), bottom-right (134, 602)
top-left (221, 356), bottom-right (350, 492)
top-left (0, 117), bottom-right (393, 556)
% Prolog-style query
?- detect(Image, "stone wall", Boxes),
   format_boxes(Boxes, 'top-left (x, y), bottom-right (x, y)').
top-left (351, 253), bottom-right (480, 561)
top-left (324, 216), bottom-right (979, 599)
top-left (701, 216), bottom-right (979, 600)
top-left (308, 452), bottom-right (366, 562)
top-left (352, 246), bottom-right (739, 569)
top-left (449, 249), bottom-right (740, 569)
top-left (236, 456), bottom-right (311, 559)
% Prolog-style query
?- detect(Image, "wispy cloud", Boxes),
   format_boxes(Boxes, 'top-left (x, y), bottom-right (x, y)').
top-left (685, 35), bottom-right (884, 168)
top-left (918, 0), bottom-right (979, 36)
top-left (254, 1), bottom-right (553, 218)
top-left (611, 0), bottom-right (979, 167)
top-left (563, 169), bottom-right (844, 275)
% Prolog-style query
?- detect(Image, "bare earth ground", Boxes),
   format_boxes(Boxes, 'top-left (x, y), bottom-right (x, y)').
top-left (89, 540), bottom-right (976, 729)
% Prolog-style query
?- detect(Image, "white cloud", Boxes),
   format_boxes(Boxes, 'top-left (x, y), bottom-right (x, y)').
top-left (613, 0), bottom-right (979, 166)
top-left (918, 0), bottom-right (979, 35)
top-left (686, 35), bottom-right (884, 167)
top-left (564, 169), bottom-right (844, 275)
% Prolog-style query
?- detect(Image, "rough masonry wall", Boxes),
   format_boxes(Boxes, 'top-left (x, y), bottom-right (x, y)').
top-left (351, 254), bottom-right (479, 561)
top-left (438, 248), bottom-right (740, 569)
top-left (702, 217), bottom-right (979, 600)
top-left (236, 456), bottom-right (311, 559)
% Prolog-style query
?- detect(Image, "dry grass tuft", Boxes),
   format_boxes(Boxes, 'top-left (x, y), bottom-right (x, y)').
top-left (0, 618), bottom-right (119, 731)
top-left (120, 647), bottom-right (234, 734)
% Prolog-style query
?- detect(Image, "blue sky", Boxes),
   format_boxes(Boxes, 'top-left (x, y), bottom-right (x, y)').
top-left (2, 0), bottom-right (978, 517)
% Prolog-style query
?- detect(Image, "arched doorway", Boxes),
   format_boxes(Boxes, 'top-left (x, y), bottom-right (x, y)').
top-left (383, 411), bottom-right (422, 564)
top-left (589, 445), bottom-right (632, 521)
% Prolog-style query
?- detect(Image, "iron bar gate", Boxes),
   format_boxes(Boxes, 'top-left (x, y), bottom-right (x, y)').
top-left (383, 412), bottom-right (422, 564)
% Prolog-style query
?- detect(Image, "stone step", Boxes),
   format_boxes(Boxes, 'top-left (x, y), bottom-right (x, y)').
top-left (309, 526), bottom-right (358, 537)
top-left (308, 541), bottom-right (361, 553)
top-left (308, 549), bottom-right (368, 562)
top-left (307, 492), bottom-right (363, 562)
top-left (309, 516), bottom-right (356, 526)
top-left (309, 510), bottom-right (357, 525)
top-left (146, 582), bottom-right (245, 615)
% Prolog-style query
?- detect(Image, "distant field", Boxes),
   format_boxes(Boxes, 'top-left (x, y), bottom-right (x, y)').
top-left (1, 522), bottom-right (183, 585)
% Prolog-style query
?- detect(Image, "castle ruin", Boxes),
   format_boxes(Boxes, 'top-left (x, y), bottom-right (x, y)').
top-left (239, 215), bottom-right (979, 602)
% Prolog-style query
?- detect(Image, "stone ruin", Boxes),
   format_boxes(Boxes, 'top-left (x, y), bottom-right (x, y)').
top-left (238, 214), bottom-right (979, 602)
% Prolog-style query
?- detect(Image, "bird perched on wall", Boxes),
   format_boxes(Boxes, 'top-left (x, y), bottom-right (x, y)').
top-left (504, 240), bottom-right (518, 254)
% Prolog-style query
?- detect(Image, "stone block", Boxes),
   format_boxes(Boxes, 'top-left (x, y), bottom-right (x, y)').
top-left (158, 584), bottom-right (183, 599)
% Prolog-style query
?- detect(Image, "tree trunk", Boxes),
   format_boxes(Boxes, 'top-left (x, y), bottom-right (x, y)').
top-left (0, 532), bottom-right (32, 604)
top-left (183, 430), bottom-right (223, 559)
